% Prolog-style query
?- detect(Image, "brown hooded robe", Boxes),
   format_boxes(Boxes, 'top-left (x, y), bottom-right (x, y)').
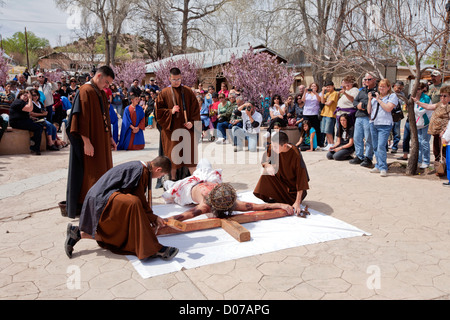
top-left (155, 85), bottom-right (200, 169)
top-left (254, 146), bottom-right (309, 205)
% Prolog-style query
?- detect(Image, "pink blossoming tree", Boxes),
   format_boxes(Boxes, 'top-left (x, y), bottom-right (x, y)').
top-left (44, 69), bottom-right (64, 83)
top-left (112, 60), bottom-right (147, 88)
top-left (222, 46), bottom-right (294, 110)
top-left (153, 57), bottom-right (201, 89)
top-left (0, 50), bottom-right (10, 86)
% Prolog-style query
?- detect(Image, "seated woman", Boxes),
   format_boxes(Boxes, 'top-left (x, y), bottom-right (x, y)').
top-left (29, 88), bottom-right (66, 151)
top-left (295, 120), bottom-right (317, 152)
top-left (264, 94), bottom-right (288, 138)
top-left (0, 82), bottom-right (16, 114)
top-left (8, 90), bottom-right (44, 155)
top-left (284, 95), bottom-right (300, 127)
top-left (292, 94), bottom-right (304, 130)
top-left (326, 113), bottom-right (355, 161)
top-left (117, 95), bottom-right (146, 150)
top-left (216, 93), bottom-right (234, 143)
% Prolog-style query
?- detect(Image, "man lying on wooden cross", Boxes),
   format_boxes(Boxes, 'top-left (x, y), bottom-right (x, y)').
top-left (161, 158), bottom-right (305, 222)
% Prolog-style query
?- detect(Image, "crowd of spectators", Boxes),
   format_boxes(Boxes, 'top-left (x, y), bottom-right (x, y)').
top-left (0, 71), bottom-right (160, 154)
top-left (1, 69), bottom-right (450, 186)
top-left (189, 71), bottom-right (449, 184)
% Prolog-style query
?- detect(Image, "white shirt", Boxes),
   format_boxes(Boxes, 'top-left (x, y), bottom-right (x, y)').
top-left (337, 87), bottom-right (359, 109)
top-left (269, 105), bottom-right (283, 117)
top-left (443, 120), bottom-right (450, 144)
top-left (39, 82), bottom-right (57, 107)
top-left (370, 93), bottom-right (399, 126)
top-left (242, 111), bottom-right (262, 134)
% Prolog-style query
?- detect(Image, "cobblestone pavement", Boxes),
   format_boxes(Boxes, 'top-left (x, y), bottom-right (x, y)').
top-left (0, 127), bottom-right (449, 300)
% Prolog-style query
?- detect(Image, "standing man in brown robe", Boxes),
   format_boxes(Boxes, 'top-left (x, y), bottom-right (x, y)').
top-left (66, 66), bottom-right (117, 218)
top-left (155, 67), bottom-right (200, 180)
top-left (254, 131), bottom-right (310, 216)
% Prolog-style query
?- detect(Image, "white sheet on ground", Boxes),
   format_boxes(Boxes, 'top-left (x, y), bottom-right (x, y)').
top-left (127, 191), bottom-right (370, 279)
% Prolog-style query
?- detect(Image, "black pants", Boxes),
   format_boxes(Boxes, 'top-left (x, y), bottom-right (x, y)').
top-left (45, 104), bottom-right (53, 123)
top-left (10, 119), bottom-right (44, 152)
top-left (53, 107), bottom-right (67, 130)
top-left (327, 146), bottom-right (354, 161)
top-left (299, 143), bottom-right (314, 151)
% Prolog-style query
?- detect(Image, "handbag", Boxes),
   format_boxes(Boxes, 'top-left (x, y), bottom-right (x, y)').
top-left (435, 143), bottom-right (446, 176)
top-left (288, 117), bottom-right (297, 126)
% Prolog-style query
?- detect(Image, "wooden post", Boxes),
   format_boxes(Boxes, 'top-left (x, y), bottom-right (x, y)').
top-left (221, 219), bottom-right (251, 242)
top-left (25, 28), bottom-right (30, 71)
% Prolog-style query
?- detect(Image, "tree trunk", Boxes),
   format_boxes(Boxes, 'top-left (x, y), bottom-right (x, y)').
top-left (156, 17), bottom-right (162, 60)
top-left (103, 30), bottom-right (111, 66)
top-left (180, 0), bottom-right (190, 53)
top-left (109, 34), bottom-right (118, 66)
top-left (406, 98), bottom-right (419, 175)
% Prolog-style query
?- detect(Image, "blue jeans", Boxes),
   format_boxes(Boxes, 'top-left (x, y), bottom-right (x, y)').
top-left (44, 120), bottom-right (57, 141)
top-left (320, 116), bottom-right (336, 134)
top-left (370, 123), bottom-right (391, 171)
top-left (402, 121), bottom-right (410, 153)
top-left (417, 126), bottom-right (431, 165)
top-left (354, 116), bottom-right (373, 161)
top-left (217, 121), bottom-right (230, 139)
top-left (113, 103), bottom-right (123, 118)
top-left (391, 121), bottom-right (401, 150)
top-left (232, 126), bottom-right (258, 152)
top-left (446, 144), bottom-right (450, 182)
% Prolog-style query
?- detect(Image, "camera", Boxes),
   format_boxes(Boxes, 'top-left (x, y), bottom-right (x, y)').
top-left (246, 106), bottom-right (252, 111)
top-left (307, 88), bottom-right (312, 92)
top-left (368, 88), bottom-right (377, 95)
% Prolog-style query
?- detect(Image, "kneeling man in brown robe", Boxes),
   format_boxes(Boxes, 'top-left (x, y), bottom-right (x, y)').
top-left (65, 156), bottom-right (179, 261)
top-left (254, 131), bottom-right (310, 216)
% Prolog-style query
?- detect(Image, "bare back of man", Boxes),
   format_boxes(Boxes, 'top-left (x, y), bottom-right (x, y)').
top-left (167, 182), bottom-right (294, 222)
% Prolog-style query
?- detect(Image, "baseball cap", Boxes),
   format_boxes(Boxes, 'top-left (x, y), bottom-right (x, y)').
top-left (431, 70), bottom-right (441, 76)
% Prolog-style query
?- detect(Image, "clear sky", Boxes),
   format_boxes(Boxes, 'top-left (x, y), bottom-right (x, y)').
top-left (0, 0), bottom-right (79, 47)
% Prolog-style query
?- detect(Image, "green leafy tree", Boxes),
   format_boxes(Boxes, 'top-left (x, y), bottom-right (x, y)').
top-left (2, 31), bottom-right (50, 66)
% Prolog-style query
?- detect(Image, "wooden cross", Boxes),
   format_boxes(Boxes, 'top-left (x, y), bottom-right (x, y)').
top-left (158, 206), bottom-right (311, 242)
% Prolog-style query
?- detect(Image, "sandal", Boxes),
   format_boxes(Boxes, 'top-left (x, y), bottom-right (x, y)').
top-left (152, 246), bottom-right (179, 261)
top-left (65, 223), bottom-right (81, 259)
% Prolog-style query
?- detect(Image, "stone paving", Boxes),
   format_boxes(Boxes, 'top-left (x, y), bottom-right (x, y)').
top-left (0, 127), bottom-right (449, 300)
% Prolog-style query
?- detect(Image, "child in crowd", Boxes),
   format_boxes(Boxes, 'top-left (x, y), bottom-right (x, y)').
top-left (296, 120), bottom-right (317, 152)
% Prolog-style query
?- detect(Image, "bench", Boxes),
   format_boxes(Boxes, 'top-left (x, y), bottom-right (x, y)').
top-left (280, 126), bottom-right (301, 145)
top-left (0, 127), bottom-right (46, 155)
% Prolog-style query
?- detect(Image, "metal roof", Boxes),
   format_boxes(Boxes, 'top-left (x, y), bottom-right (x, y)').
top-left (145, 44), bottom-right (287, 74)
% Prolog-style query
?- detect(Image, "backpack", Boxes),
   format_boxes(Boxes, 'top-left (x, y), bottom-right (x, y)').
top-left (392, 102), bottom-right (404, 122)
